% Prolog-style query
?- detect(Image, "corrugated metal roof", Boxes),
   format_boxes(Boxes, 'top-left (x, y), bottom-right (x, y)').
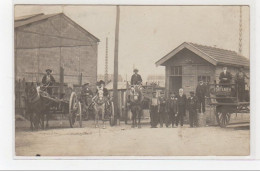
top-left (14, 13), bottom-right (100, 42)
top-left (155, 42), bottom-right (249, 67)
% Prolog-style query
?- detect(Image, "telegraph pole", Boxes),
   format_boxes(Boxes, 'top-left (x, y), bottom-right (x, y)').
top-left (105, 37), bottom-right (109, 84)
top-left (238, 6), bottom-right (243, 54)
top-left (113, 5), bottom-right (120, 125)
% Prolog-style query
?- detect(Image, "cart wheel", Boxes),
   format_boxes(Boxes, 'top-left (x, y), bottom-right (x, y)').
top-left (216, 109), bottom-right (231, 128)
top-left (69, 92), bottom-right (82, 128)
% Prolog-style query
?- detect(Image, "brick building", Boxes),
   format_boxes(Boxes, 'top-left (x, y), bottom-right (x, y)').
top-left (14, 13), bottom-right (99, 89)
top-left (156, 42), bottom-right (250, 96)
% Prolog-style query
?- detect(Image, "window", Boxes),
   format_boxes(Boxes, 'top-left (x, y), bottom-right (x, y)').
top-left (198, 76), bottom-right (210, 83)
top-left (170, 66), bottom-right (182, 76)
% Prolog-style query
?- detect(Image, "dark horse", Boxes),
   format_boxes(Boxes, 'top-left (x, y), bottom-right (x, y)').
top-left (128, 85), bottom-right (143, 128)
top-left (25, 83), bottom-right (52, 130)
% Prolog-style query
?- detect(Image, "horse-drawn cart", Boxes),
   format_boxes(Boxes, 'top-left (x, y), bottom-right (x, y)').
top-left (207, 83), bottom-right (250, 127)
top-left (26, 84), bottom-right (82, 130)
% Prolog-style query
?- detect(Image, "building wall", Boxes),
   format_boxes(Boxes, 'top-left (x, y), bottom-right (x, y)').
top-left (165, 48), bottom-right (215, 96)
top-left (15, 14), bottom-right (98, 90)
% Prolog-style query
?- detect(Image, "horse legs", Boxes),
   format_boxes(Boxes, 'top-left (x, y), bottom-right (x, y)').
top-left (131, 110), bottom-right (136, 128)
top-left (138, 111), bottom-right (141, 128)
top-left (41, 114), bottom-right (45, 130)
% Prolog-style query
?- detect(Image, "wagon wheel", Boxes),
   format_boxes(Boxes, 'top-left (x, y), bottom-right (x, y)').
top-left (216, 109), bottom-right (231, 128)
top-left (69, 92), bottom-right (82, 128)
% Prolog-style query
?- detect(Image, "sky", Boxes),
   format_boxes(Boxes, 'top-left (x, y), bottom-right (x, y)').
top-left (14, 5), bottom-right (250, 81)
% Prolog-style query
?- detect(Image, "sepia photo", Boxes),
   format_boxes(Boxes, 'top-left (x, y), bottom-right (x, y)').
top-left (14, 5), bottom-right (250, 157)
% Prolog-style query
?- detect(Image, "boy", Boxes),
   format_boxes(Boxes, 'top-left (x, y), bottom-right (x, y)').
top-left (167, 92), bottom-right (178, 128)
top-left (187, 91), bottom-right (198, 128)
top-left (149, 91), bottom-right (159, 128)
top-left (158, 92), bottom-right (167, 128)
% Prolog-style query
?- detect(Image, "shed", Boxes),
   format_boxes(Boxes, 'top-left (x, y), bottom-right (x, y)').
top-left (14, 13), bottom-right (99, 89)
top-left (156, 42), bottom-right (250, 96)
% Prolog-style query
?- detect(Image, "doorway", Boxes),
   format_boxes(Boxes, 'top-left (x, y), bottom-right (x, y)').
top-left (171, 76), bottom-right (182, 94)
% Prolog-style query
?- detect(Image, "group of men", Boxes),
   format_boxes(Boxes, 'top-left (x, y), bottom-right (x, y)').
top-left (149, 83), bottom-right (207, 128)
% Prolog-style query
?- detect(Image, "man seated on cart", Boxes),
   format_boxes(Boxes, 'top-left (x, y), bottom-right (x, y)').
top-left (96, 80), bottom-right (109, 97)
top-left (42, 69), bottom-right (56, 96)
top-left (219, 66), bottom-right (232, 85)
top-left (131, 68), bottom-right (143, 85)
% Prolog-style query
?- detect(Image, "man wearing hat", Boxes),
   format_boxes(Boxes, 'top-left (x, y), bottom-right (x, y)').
top-left (131, 69), bottom-right (142, 85)
top-left (187, 91), bottom-right (198, 128)
top-left (196, 80), bottom-right (207, 114)
top-left (42, 69), bottom-right (55, 95)
top-left (235, 67), bottom-right (249, 102)
top-left (149, 91), bottom-right (159, 128)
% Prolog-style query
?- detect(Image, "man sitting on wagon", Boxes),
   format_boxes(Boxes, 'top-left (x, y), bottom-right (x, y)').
top-left (131, 68), bottom-right (143, 86)
top-left (42, 69), bottom-right (55, 96)
top-left (219, 66), bottom-right (232, 85)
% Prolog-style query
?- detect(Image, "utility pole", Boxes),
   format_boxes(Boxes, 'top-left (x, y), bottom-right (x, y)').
top-left (105, 37), bottom-right (109, 84)
top-left (238, 6), bottom-right (243, 54)
top-left (113, 5), bottom-right (120, 125)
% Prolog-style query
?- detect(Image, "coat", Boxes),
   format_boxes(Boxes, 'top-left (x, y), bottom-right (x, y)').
top-left (187, 96), bottom-right (198, 111)
top-left (131, 74), bottom-right (142, 85)
top-left (177, 94), bottom-right (187, 113)
top-left (196, 84), bottom-right (207, 100)
top-left (219, 71), bottom-right (232, 84)
top-left (42, 74), bottom-right (55, 86)
top-left (167, 98), bottom-right (179, 113)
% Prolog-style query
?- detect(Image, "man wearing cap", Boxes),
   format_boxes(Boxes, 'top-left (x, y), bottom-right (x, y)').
top-left (131, 69), bottom-right (142, 85)
top-left (158, 92), bottom-right (168, 128)
top-left (219, 66), bottom-right (232, 84)
top-left (196, 80), bottom-right (207, 114)
top-left (187, 91), bottom-right (198, 128)
top-left (42, 69), bottom-right (55, 95)
top-left (235, 67), bottom-right (249, 102)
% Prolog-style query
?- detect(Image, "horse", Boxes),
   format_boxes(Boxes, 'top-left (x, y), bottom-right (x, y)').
top-left (92, 89), bottom-right (107, 128)
top-left (24, 82), bottom-right (52, 130)
top-left (127, 85), bottom-right (143, 128)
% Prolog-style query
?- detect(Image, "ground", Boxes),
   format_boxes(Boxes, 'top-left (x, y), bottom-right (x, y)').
top-left (15, 113), bottom-right (250, 157)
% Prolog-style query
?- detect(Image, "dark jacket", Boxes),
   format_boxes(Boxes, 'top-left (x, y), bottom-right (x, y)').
top-left (177, 94), bottom-right (187, 110)
top-left (167, 97), bottom-right (179, 113)
top-left (187, 96), bottom-right (198, 111)
top-left (196, 84), bottom-right (207, 100)
top-left (235, 71), bottom-right (248, 84)
top-left (42, 74), bottom-right (55, 86)
top-left (131, 74), bottom-right (142, 85)
top-left (159, 96), bottom-right (167, 113)
top-left (219, 71), bottom-right (232, 84)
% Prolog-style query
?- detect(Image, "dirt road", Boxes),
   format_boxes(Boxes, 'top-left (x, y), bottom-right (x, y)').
top-left (15, 119), bottom-right (250, 157)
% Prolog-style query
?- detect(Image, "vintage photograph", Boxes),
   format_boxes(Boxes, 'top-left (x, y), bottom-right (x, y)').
top-left (14, 5), bottom-right (250, 156)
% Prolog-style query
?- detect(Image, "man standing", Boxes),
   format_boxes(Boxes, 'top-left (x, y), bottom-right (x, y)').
top-left (149, 91), bottom-right (159, 128)
top-left (187, 91), bottom-right (198, 128)
top-left (158, 92), bottom-right (168, 128)
top-left (131, 69), bottom-right (142, 85)
top-left (196, 80), bottom-right (206, 114)
top-left (42, 69), bottom-right (55, 95)
top-left (177, 88), bottom-right (187, 127)
top-left (167, 92), bottom-right (178, 128)
top-left (219, 66), bottom-right (232, 84)
top-left (235, 67), bottom-right (249, 102)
